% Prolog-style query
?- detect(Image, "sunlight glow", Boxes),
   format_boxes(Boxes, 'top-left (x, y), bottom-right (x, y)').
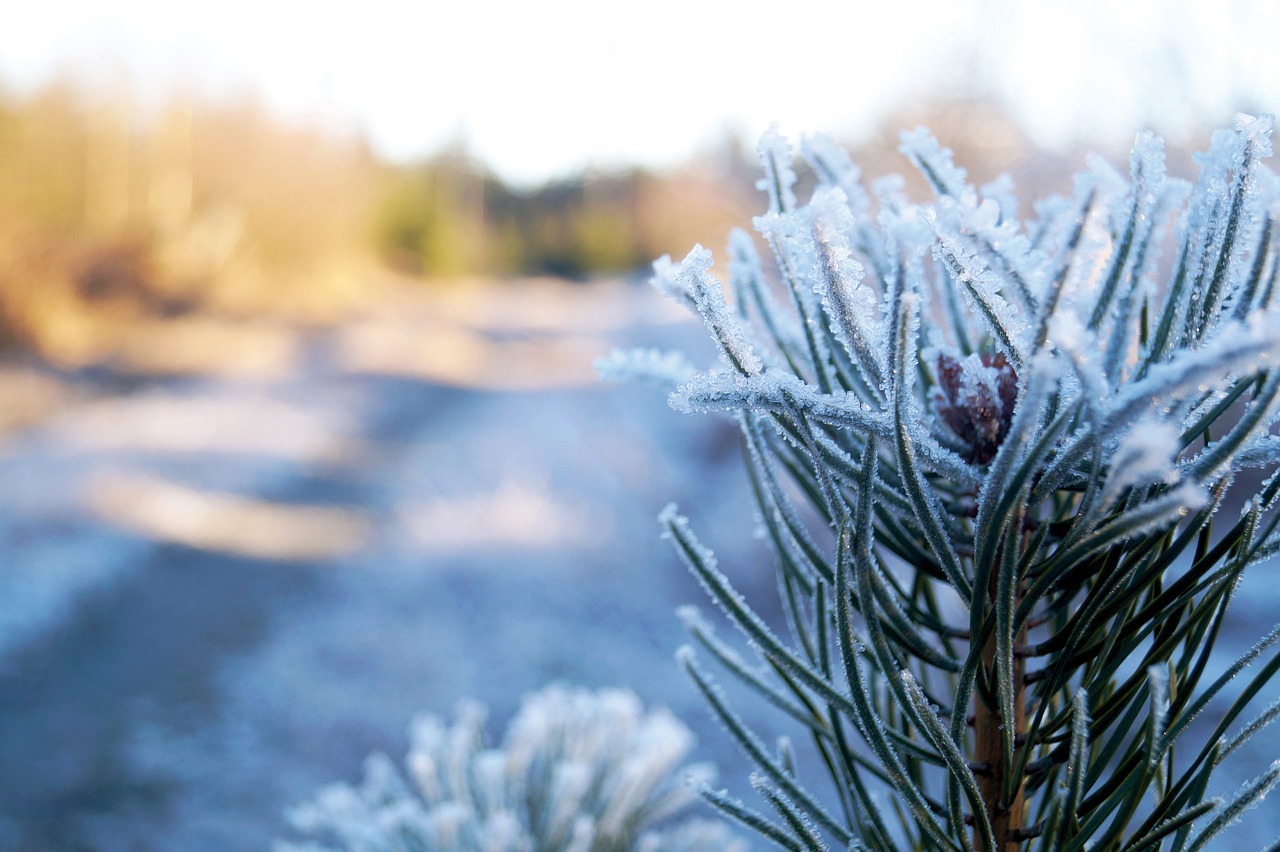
top-left (88, 473), bottom-right (373, 561)
top-left (4, 0), bottom-right (1279, 184)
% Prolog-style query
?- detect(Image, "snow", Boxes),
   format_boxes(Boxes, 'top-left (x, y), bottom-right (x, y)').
top-left (7, 118), bottom-right (1280, 849)
top-left (0, 281), bottom-right (772, 850)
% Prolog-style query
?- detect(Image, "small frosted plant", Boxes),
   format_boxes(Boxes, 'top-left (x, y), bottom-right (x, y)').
top-left (281, 685), bottom-right (744, 851)
top-left (601, 115), bottom-right (1280, 849)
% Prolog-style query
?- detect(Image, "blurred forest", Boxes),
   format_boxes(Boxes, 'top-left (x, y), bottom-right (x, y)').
top-left (0, 78), bottom-right (1090, 367)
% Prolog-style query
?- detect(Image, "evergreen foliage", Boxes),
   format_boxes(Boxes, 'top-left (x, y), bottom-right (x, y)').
top-left (605, 115), bottom-right (1280, 850)
top-left (280, 685), bottom-right (744, 851)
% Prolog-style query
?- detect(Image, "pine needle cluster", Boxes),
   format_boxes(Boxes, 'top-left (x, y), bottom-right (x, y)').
top-left (603, 114), bottom-right (1280, 850)
top-left (281, 685), bottom-right (743, 851)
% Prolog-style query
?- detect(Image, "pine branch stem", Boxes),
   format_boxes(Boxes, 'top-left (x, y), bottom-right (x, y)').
top-left (975, 577), bottom-right (1028, 851)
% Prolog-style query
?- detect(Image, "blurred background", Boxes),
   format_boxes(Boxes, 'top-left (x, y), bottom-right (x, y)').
top-left (1, 0), bottom-right (1279, 848)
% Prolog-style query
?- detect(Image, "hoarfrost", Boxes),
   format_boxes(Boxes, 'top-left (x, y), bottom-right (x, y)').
top-left (980, 172), bottom-right (1018, 223)
top-left (899, 127), bottom-right (978, 208)
top-left (595, 348), bottom-right (697, 387)
top-left (756, 123), bottom-right (798, 214)
top-left (1107, 419), bottom-right (1183, 495)
top-left (621, 119), bottom-right (1280, 849)
top-left (810, 187), bottom-right (885, 389)
top-left (1235, 113), bottom-right (1275, 159)
top-left (802, 132), bottom-right (870, 219)
top-left (651, 246), bottom-right (763, 376)
top-left (283, 685), bottom-right (736, 851)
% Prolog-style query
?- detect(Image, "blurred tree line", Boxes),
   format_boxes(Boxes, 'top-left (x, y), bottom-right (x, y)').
top-left (0, 76), bottom-right (1081, 363)
top-left (371, 97), bottom-right (1079, 282)
top-left (0, 77), bottom-right (763, 359)
top-left (0, 78), bottom-right (385, 358)
top-left (374, 145), bottom-right (758, 281)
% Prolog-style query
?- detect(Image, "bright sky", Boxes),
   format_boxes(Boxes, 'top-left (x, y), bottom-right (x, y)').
top-left (3, 0), bottom-right (1278, 186)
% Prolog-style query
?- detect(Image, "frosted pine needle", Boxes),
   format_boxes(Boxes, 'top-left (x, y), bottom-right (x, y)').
top-left (618, 115), bottom-right (1280, 851)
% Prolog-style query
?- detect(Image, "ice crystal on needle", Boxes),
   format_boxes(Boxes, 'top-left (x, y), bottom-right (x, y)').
top-left (610, 115), bottom-right (1280, 850)
top-left (282, 686), bottom-right (742, 852)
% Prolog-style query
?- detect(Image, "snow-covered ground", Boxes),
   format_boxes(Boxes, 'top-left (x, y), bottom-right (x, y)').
top-left (0, 280), bottom-right (780, 849)
top-left (0, 278), bottom-right (1276, 849)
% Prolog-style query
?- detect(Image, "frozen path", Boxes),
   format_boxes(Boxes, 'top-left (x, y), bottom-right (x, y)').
top-left (0, 282), bottom-right (770, 850)
top-left (2, 278), bottom-right (1279, 849)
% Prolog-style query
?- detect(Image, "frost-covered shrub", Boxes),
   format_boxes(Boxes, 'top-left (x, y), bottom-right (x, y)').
top-left (280, 685), bottom-right (744, 852)
top-left (602, 115), bottom-right (1280, 849)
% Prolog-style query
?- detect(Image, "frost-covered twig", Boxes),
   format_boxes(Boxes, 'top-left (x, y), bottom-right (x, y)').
top-left (617, 115), bottom-right (1280, 851)
top-left (281, 685), bottom-right (743, 852)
